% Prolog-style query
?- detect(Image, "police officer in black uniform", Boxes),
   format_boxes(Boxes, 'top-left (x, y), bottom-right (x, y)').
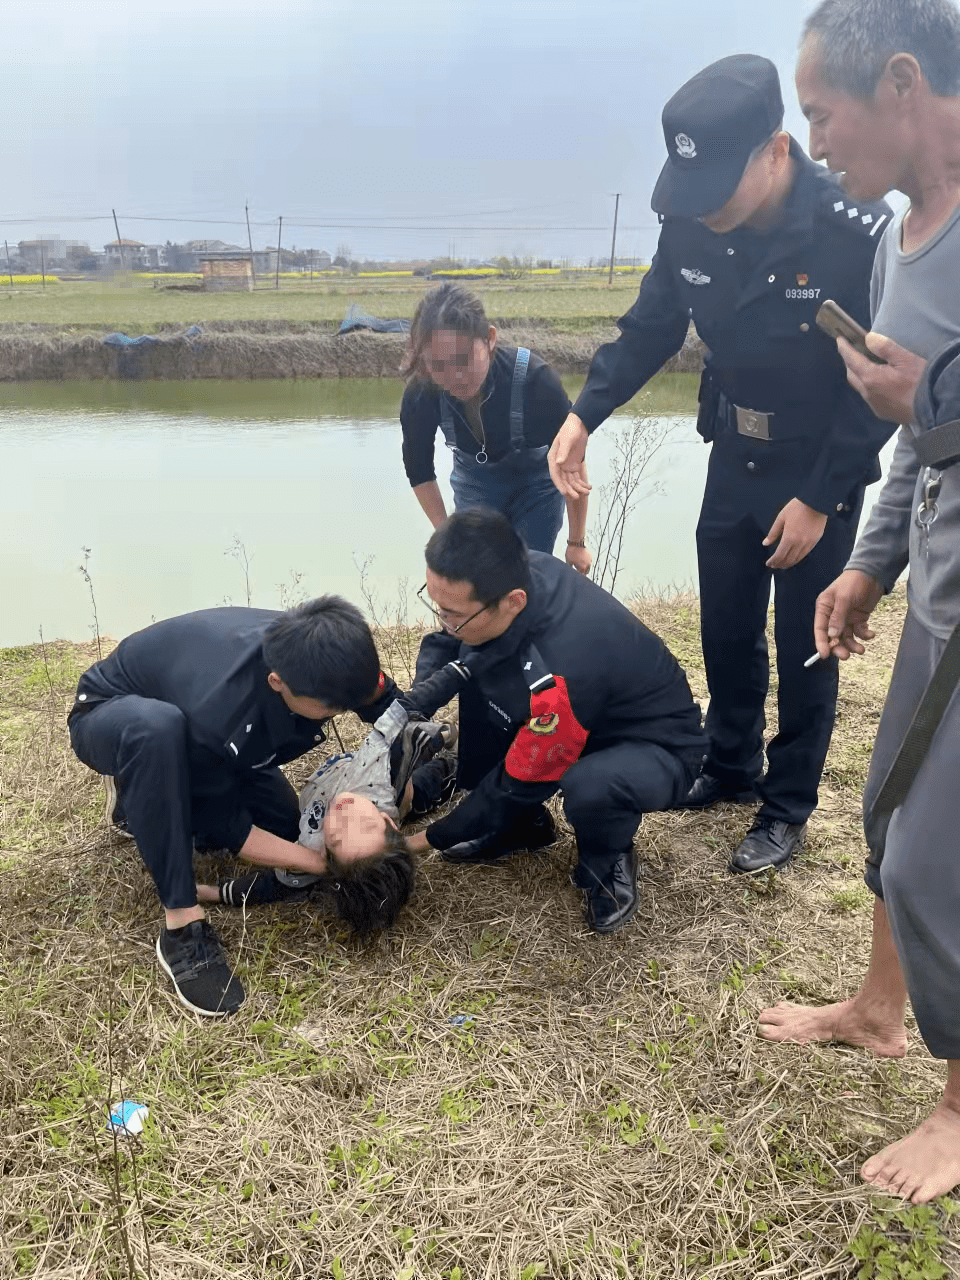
top-left (549, 55), bottom-right (896, 873)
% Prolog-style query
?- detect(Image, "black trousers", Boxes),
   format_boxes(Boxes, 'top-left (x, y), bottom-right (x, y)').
top-left (457, 682), bottom-right (689, 875)
top-left (69, 695), bottom-right (300, 910)
top-left (696, 501), bottom-right (859, 825)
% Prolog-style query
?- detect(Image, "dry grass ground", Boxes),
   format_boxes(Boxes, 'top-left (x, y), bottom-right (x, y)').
top-left (2, 590), bottom-right (958, 1280)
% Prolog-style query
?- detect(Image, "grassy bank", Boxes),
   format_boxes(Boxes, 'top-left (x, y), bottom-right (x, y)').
top-left (0, 323), bottom-right (704, 383)
top-left (2, 588), bottom-right (958, 1280)
top-left (0, 276), bottom-right (706, 382)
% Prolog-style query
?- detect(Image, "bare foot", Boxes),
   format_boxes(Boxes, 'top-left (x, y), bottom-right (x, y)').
top-left (758, 998), bottom-right (907, 1057)
top-left (861, 1102), bottom-right (960, 1203)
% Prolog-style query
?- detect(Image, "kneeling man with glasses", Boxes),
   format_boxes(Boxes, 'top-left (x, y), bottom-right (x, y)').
top-left (407, 508), bottom-right (706, 933)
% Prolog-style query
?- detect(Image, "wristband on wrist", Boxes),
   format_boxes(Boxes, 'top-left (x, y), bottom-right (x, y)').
top-left (567, 539), bottom-right (586, 548)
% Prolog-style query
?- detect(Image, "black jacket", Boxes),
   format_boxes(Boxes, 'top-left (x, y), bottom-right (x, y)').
top-left (400, 343), bottom-right (571, 486)
top-left (69, 607), bottom-right (397, 850)
top-left (573, 141), bottom-right (897, 526)
top-left (416, 554), bottom-right (706, 849)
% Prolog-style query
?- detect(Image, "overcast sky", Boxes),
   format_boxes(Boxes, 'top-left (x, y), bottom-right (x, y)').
top-left (4, 0), bottom-right (826, 263)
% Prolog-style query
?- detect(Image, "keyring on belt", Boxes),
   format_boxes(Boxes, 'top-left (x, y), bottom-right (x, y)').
top-left (916, 472), bottom-right (942, 527)
top-left (917, 501), bottom-right (940, 528)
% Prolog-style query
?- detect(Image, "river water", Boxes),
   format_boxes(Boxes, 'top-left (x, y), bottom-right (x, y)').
top-left (0, 375), bottom-right (893, 647)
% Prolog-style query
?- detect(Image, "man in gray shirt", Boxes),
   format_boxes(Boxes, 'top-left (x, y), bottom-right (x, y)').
top-left (758, 0), bottom-right (960, 1206)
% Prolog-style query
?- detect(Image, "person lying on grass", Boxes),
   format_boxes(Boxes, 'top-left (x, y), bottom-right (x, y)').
top-left (197, 663), bottom-right (465, 927)
top-left (70, 596), bottom-right (422, 1019)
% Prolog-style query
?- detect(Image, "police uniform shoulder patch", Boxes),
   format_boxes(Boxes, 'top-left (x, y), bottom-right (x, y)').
top-left (820, 187), bottom-right (890, 240)
top-left (505, 675), bottom-right (589, 784)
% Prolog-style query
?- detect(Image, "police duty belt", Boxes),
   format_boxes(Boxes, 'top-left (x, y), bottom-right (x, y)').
top-left (716, 391), bottom-right (774, 441)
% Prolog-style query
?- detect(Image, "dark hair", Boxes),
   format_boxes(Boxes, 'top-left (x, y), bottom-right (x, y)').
top-left (803, 0), bottom-right (960, 97)
top-left (401, 283), bottom-right (491, 381)
top-left (425, 507), bottom-right (530, 603)
top-left (747, 123), bottom-right (786, 164)
top-left (318, 826), bottom-right (415, 937)
top-left (262, 596), bottom-right (380, 708)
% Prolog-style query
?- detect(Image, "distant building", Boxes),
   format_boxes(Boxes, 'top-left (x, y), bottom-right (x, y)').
top-left (185, 239), bottom-right (244, 257)
top-left (104, 239), bottom-right (150, 268)
top-left (253, 248), bottom-right (278, 276)
top-left (65, 243), bottom-right (102, 271)
top-left (199, 251), bottom-right (254, 292)
top-left (18, 238), bottom-right (66, 269)
top-left (142, 245), bottom-right (169, 270)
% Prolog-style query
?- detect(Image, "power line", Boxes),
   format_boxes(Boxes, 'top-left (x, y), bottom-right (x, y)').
top-left (1, 217), bottom-right (659, 235)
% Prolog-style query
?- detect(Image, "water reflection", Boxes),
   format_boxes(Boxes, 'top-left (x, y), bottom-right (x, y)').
top-left (0, 372), bottom-right (699, 422)
top-left (0, 373), bottom-right (891, 647)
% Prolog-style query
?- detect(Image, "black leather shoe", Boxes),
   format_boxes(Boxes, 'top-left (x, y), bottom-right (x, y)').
top-left (441, 808), bottom-right (556, 865)
top-left (729, 817), bottom-right (807, 874)
top-left (579, 847), bottom-right (639, 934)
top-left (678, 772), bottom-right (759, 811)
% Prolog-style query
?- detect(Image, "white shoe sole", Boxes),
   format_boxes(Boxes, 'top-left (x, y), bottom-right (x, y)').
top-left (102, 776), bottom-right (135, 841)
top-left (155, 936), bottom-right (236, 1017)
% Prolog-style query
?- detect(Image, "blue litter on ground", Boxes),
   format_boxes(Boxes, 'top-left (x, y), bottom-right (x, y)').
top-left (103, 324), bottom-right (201, 347)
top-left (107, 1100), bottom-right (149, 1136)
top-left (338, 305), bottom-right (410, 335)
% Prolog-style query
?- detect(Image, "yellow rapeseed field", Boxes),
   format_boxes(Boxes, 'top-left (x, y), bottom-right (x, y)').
top-left (0, 274), bottom-right (61, 285)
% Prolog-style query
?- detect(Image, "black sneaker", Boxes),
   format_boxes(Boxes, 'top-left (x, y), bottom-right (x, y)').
top-left (156, 919), bottom-right (245, 1016)
top-left (390, 718), bottom-right (455, 803)
top-left (218, 869), bottom-right (314, 908)
top-left (407, 749), bottom-right (459, 819)
top-left (103, 775), bottom-right (135, 841)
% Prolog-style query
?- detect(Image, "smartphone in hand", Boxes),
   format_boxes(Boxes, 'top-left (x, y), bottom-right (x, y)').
top-left (816, 299), bottom-right (887, 364)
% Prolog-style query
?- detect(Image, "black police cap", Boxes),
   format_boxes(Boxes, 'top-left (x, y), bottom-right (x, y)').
top-left (651, 54), bottom-right (784, 220)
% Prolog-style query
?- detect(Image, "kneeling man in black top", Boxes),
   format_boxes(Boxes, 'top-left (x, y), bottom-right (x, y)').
top-left (406, 509), bottom-right (706, 933)
top-left (69, 597), bottom-right (408, 1017)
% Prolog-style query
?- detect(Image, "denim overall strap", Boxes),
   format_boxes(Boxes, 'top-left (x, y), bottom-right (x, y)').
top-left (509, 347), bottom-right (530, 453)
top-left (438, 393), bottom-right (458, 451)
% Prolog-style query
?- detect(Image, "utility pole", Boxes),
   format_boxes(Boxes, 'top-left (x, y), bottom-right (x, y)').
top-left (4, 240), bottom-right (13, 287)
top-left (607, 193), bottom-right (620, 285)
top-left (112, 208), bottom-right (125, 268)
top-left (275, 216), bottom-right (282, 290)
top-left (245, 199), bottom-right (256, 288)
top-left (39, 238), bottom-right (46, 290)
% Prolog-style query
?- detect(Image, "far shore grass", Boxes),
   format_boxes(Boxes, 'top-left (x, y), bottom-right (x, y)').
top-left (0, 275), bottom-right (648, 335)
top-left (3, 586), bottom-right (959, 1279)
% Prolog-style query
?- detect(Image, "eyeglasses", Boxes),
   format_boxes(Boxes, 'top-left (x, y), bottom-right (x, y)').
top-left (416, 582), bottom-right (494, 635)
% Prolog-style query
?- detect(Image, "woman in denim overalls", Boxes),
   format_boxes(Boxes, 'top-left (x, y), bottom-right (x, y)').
top-left (400, 284), bottom-right (591, 572)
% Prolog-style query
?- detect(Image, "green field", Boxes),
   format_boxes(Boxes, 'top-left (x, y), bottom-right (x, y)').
top-left (0, 275), bottom-right (647, 335)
